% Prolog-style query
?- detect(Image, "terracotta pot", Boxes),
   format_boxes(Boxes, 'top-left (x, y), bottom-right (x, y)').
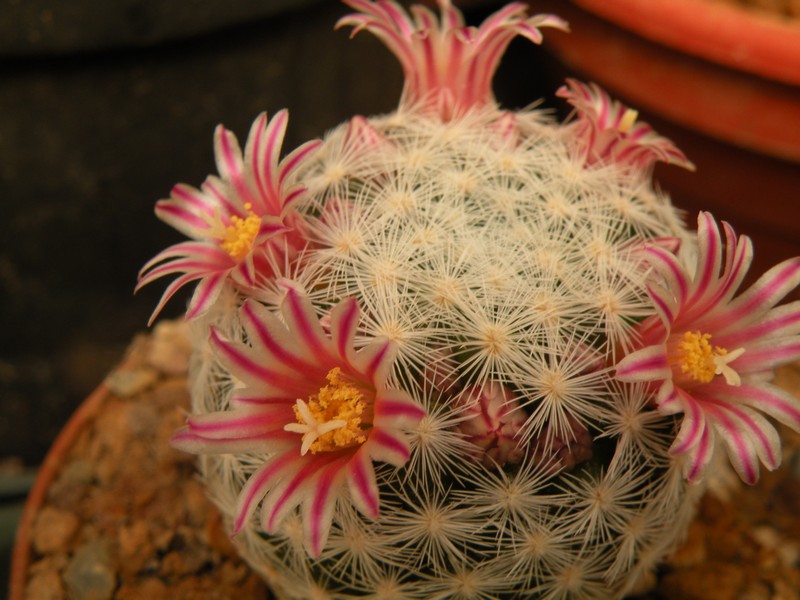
top-left (571, 0), bottom-right (800, 86)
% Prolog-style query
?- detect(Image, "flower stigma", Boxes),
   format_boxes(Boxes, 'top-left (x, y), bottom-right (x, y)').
top-left (284, 367), bottom-right (368, 455)
top-left (674, 331), bottom-right (745, 386)
top-left (220, 203), bottom-right (261, 261)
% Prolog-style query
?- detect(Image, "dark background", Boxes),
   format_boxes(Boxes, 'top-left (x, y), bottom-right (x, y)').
top-left (1, 0), bottom-right (799, 469)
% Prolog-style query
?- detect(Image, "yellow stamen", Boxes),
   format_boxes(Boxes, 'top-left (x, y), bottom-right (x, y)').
top-left (617, 108), bottom-right (638, 134)
top-left (675, 331), bottom-right (744, 386)
top-left (219, 203), bottom-right (260, 261)
top-left (284, 368), bottom-right (367, 455)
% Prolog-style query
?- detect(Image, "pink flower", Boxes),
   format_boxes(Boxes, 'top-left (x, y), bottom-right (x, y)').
top-left (557, 79), bottom-right (694, 173)
top-left (616, 212), bottom-right (800, 484)
top-left (455, 381), bottom-right (526, 467)
top-left (137, 110), bottom-right (322, 324)
top-left (170, 282), bottom-right (426, 556)
top-left (337, 0), bottom-right (567, 120)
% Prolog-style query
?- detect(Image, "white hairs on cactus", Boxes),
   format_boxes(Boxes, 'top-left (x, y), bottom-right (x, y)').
top-left (139, 1), bottom-right (800, 598)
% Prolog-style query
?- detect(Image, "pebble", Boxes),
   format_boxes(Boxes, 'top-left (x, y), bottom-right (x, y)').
top-left (32, 506), bottom-right (79, 554)
top-left (105, 367), bottom-right (158, 398)
top-left (62, 538), bottom-right (117, 600)
top-left (25, 567), bottom-right (65, 600)
top-left (146, 319), bottom-right (191, 376)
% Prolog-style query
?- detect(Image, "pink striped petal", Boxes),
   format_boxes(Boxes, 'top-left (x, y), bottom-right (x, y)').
top-left (643, 245), bottom-right (688, 310)
top-left (303, 459), bottom-right (347, 557)
top-left (185, 272), bottom-right (226, 320)
top-left (233, 451), bottom-right (302, 534)
top-left (704, 401), bottom-right (760, 485)
top-left (185, 407), bottom-right (293, 439)
top-left (279, 139), bottom-right (323, 187)
top-left (354, 338), bottom-right (397, 387)
top-left (214, 124), bottom-right (256, 209)
top-left (240, 300), bottom-right (324, 381)
top-left (210, 329), bottom-right (309, 392)
top-left (137, 241), bottom-right (230, 280)
top-left (231, 391), bottom-right (293, 406)
top-left (170, 427), bottom-right (295, 455)
top-left (367, 428), bottom-right (412, 467)
top-left (670, 392), bottom-right (706, 457)
top-left (689, 211), bottom-right (722, 306)
top-left (143, 272), bottom-right (204, 326)
top-left (261, 453), bottom-right (341, 533)
top-left (257, 109), bottom-right (289, 214)
top-left (646, 282), bottom-right (677, 328)
top-left (655, 380), bottom-right (681, 414)
top-left (704, 381), bottom-right (800, 432)
top-left (684, 424), bottom-right (713, 483)
top-left (154, 198), bottom-right (210, 237)
top-left (243, 112), bottom-right (269, 212)
top-left (329, 296), bottom-right (360, 364)
top-left (374, 389), bottom-right (426, 428)
top-left (278, 283), bottom-right (335, 364)
top-left (735, 339), bottom-right (800, 373)
top-left (345, 447), bottom-right (380, 519)
top-left (714, 301), bottom-right (800, 348)
top-left (719, 257), bottom-right (800, 328)
top-left (615, 345), bottom-right (670, 382)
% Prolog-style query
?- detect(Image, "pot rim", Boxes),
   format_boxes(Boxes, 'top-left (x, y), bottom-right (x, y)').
top-left (8, 381), bottom-right (110, 600)
top-left (572, 0), bottom-right (800, 86)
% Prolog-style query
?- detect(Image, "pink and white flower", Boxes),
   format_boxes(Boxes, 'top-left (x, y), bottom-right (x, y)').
top-left (137, 110), bottom-right (322, 324)
top-left (616, 212), bottom-right (800, 484)
top-left (557, 79), bottom-right (694, 173)
top-left (337, 0), bottom-right (567, 120)
top-left (171, 282), bottom-right (426, 556)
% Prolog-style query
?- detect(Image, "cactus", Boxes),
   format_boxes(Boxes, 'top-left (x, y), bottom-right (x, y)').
top-left (139, 1), bottom-right (800, 598)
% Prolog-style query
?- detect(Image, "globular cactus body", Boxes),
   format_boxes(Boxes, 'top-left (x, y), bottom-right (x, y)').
top-left (139, 2), bottom-right (800, 599)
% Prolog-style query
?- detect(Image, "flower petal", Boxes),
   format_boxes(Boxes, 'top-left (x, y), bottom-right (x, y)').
top-left (354, 337), bottom-right (398, 387)
top-left (170, 426), bottom-right (295, 455)
top-left (684, 423), bottom-right (713, 483)
top-left (704, 400), bottom-right (761, 485)
top-left (184, 407), bottom-right (293, 439)
top-left (303, 459), bottom-right (347, 558)
top-left (669, 391), bottom-right (706, 457)
top-left (210, 328), bottom-right (310, 393)
top-left (329, 296), bottom-right (360, 364)
top-left (233, 451), bottom-right (303, 534)
top-left (261, 453), bottom-right (342, 534)
top-left (185, 272), bottom-right (226, 320)
top-left (374, 389), bottom-right (426, 428)
top-left (240, 299), bottom-right (326, 383)
top-left (345, 447), bottom-right (380, 519)
top-left (367, 428), bottom-right (412, 467)
top-left (278, 282), bottom-right (335, 364)
top-left (615, 344), bottom-right (670, 382)
top-left (715, 257), bottom-right (800, 329)
top-left (704, 381), bottom-right (800, 433)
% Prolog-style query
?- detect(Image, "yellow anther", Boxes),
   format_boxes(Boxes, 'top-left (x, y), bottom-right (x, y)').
top-left (675, 331), bottom-right (744, 386)
top-left (284, 368), bottom-right (367, 455)
top-left (219, 203), bottom-right (260, 261)
top-left (617, 108), bottom-right (638, 134)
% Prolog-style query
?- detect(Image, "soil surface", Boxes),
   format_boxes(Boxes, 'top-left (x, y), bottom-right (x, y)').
top-left (12, 322), bottom-right (800, 599)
